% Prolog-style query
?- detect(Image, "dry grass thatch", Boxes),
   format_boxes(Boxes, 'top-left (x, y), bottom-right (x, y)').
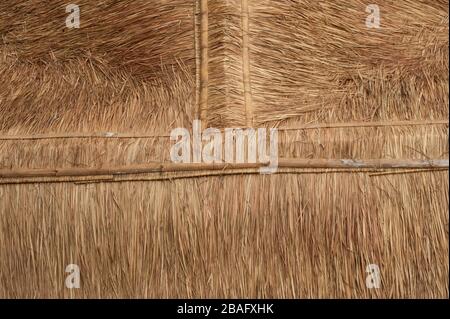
top-left (0, 0), bottom-right (448, 298)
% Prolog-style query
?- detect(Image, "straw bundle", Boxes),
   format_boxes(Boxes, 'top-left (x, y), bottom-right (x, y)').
top-left (0, 0), bottom-right (448, 298)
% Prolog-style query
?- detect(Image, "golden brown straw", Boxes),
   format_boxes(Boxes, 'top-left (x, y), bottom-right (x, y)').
top-left (0, 0), bottom-right (448, 299)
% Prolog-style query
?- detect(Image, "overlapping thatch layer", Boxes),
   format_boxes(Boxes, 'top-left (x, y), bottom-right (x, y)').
top-left (0, 170), bottom-right (448, 298)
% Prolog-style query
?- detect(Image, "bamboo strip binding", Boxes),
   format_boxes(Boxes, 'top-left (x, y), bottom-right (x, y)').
top-left (0, 120), bottom-right (447, 140)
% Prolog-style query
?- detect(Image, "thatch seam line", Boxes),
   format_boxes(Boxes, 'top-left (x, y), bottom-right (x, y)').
top-left (0, 120), bottom-right (447, 140)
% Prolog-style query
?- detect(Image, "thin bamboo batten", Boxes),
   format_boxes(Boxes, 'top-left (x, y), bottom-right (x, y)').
top-left (0, 120), bottom-right (447, 140)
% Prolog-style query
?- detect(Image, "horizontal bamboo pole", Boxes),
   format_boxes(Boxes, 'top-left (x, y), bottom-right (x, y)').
top-left (278, 119), bottom-right (449, 131)
top-left (0, 159), bottom-right (447, 179)
top-left (0, 175), bottom-right (114, 185)
top-left (0, 120), bottom-right (447, 140)
top-left (277, 159), bottom-right (449, 169)
top-left (0, 162), bottom-right (265, 179)
top-left (77, 168), bottom-right (448, 185)
top-left (0, 132), bottom-right (170, 140)
top-left (1, 167), bottom-right (447, 185)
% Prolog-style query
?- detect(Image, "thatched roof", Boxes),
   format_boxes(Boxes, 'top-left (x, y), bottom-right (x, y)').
top-left (0, 0), bottom-right (448, 298)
